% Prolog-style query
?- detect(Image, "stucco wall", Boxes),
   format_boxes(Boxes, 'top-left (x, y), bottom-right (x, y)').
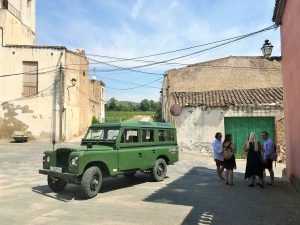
top-left (0, 46), bottom-right (105, 141)
top-left (280, 0), bottom-right (300, 187)
top-left (0, 46), bottom-right (65, 139)
top-left (175, 107), bottom-right (283, 154)
top-left (0, 6), bottom-right (35, 45)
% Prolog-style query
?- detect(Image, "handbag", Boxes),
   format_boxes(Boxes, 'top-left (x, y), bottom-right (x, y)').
top-left (223, 142), bottom-right (234, 160)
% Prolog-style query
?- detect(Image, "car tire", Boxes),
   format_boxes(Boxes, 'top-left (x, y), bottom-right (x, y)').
top-left (152, 158), bottom-right (167, 182)
top-left (124, 171), bottom-right (136, 178)
top-left (47, 176), bottom-right (67, 192)
top-left (80, 166), bottom-right (102, 199)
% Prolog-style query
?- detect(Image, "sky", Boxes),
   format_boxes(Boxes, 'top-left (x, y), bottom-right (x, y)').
top-left (36, 0), bottom-right (280, 102)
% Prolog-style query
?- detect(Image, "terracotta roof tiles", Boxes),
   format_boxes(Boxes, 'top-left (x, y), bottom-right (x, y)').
top-left (172, 87), bottom-right (283, 109)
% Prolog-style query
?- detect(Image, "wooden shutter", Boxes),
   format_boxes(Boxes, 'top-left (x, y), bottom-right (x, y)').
top-left (23, 61), bottom-right (38, 96)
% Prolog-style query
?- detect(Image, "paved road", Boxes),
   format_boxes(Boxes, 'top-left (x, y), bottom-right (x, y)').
top-left (0, 141), bottom-right (299, 225)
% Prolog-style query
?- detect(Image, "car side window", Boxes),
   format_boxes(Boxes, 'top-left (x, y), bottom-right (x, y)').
top-left (142, 129), bottom-right (154, 142)
top-left (121, 129), bottom-right (139, 143)
top-left (158, 129), bottom-right (174, 142)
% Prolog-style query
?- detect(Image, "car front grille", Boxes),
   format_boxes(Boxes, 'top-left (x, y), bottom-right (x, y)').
top-left (56, 149), bottom-right (72, 173)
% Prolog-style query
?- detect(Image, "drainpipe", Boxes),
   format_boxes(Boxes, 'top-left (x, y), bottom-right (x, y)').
top-left (0, 27), bottom-right (4, 47)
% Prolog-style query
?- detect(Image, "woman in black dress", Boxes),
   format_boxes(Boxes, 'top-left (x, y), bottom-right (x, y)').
top-left (223, 134), bottom-right (236, 185)
top-left (244, 132), bottom-right (264, 188)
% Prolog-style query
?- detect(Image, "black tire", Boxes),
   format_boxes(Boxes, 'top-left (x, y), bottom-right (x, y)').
top-left (47, 176), bottom-right (67, 192)
top-left (152, 158), bottom-right (167, 182)
top-left (124, 171), bottom-right (136, 178)
top-left (80, 166), bottom-right (102, 199)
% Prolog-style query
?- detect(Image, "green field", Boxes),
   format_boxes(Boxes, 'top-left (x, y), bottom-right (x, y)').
top-left (105, 111), bottom-right (155, 122)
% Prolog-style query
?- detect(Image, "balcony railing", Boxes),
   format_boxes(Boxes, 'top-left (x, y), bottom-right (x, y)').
top-left (2, 0), bottom-right (21, 20)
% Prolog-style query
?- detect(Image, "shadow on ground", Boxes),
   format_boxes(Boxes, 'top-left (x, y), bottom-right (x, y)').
top-left (32, 172), bottom-right (152, 201)
top-left (144, 167), bottom-right (300, 225)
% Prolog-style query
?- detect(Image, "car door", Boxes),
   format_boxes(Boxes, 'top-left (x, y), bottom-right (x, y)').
top-left (118, 128), bottom-right (143, 171)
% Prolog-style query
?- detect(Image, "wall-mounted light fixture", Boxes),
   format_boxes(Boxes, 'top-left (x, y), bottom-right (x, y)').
top-left (67, 78), bottom-right (77, 89)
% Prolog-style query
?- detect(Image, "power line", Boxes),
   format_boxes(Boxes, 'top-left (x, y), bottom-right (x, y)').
top-left (1, 85), bottom-right (53, 105)
top-left (61, 25), bottom-right (278, 77)
top-left (93, 25), bottom-right (277, 72)
top-left (86, 54), bottom-right (189, 66)
top-left (70, 25), bottom-right (276, 75)
top-left (64, 69), bottom-right (162, 90)
top-left (64, 66), bottom-right (164, 76)
top-left (0, 66), bottom-right (59, 78)
top-left (105, 77), bottom-right (162, 90)
top-left (85, 24), bottom-right (277, 64)
top-left (91, 74), bottom-right (161, 89)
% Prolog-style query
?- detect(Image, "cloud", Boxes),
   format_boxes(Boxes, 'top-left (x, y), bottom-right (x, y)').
top-left (131, 0), bottom-right (146, 19)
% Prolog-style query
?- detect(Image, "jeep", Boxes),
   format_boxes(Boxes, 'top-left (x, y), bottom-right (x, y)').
top-left (39, 121), bottom-right (179, 198)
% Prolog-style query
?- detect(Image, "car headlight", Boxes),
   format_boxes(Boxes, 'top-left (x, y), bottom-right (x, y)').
top-left (46, 156), bottom-right (50, 163)
top-left (70, 157), bottom-right (78, 167)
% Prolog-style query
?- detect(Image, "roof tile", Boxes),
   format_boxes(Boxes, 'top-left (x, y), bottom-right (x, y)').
top-left (172, 87), bottom-right (283, 109)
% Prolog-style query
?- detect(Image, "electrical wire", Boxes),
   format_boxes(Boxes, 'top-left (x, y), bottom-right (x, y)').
top-left (93, 25), bottom-right (277, 71)
top-left (1, 84), bottom-right (54, 106)
top-left (105, 77), bottom-right (162, 90)
top-left (85, 25), bottom-right (276, 64)
top-left (0, 66), bottom-right (59, 78)
top-left (64, 69), bottom-right (162, 90)
top-left (68, 25), bottom-right (276, 75)
top-left (91, 74), bottom-right (161, 89)
top-left (85, 25), bottom-right (276, 61)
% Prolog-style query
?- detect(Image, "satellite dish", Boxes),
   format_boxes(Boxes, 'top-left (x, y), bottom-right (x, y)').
top-left (170, 104), bottom-right (182, 116)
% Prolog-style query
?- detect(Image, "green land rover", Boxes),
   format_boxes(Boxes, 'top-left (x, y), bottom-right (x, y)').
top-left (39, 121), bottom-right (179, 198)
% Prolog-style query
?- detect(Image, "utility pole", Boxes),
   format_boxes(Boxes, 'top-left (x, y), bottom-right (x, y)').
top-left (52, 68), bottom-right (59, 147)
top-left (59, 62), bottom-right (64, 142)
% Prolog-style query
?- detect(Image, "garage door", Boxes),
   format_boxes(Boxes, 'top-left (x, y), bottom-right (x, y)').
top-left (224, 117), bottom-right (275, 159)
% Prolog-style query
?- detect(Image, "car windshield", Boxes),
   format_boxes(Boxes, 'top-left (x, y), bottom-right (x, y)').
top-left (84, 127), bottom-right (120, 141)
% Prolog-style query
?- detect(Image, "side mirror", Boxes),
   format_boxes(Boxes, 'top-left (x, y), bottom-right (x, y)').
top-left (87, 142), bottom-right (93, 149)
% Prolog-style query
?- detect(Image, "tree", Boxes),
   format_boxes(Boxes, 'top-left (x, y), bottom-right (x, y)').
top-left (107, 97), bottom-right (118, 110)
top-left (153, 100), bottom-right (163, 122)
top-left (140, 99), bottom-right (150, 111)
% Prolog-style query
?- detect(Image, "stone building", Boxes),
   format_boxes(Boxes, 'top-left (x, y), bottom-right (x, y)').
top-left (0, 0), bottom-right (105, 141)
top-left (162, 56), bottom-right (284, 158)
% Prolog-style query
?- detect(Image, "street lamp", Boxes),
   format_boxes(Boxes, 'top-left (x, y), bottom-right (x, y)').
top-left (261, 39), bottom-right (273, 58)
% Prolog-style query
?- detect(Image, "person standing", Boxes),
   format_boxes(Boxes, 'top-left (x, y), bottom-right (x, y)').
top-left (223, 134), bottom-right (236, 186)
top-left (244, 132), bottom-right (264, 188)
top-left (212, 132), bottom-right (224, 181)
top-left (262, 131), bottom-right (275, 185)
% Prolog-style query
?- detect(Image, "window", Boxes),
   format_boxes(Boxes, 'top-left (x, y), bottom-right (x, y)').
top-left (84, 128), bottom-right (120, 140)
top-left (142, 129), bottom-right (154, 142)
top-left (22, 61), bottom-right (38, 96)
top-left (158, 129), bottom-right (174, 142)
top-left (121, 129), bottom-right (138, 143)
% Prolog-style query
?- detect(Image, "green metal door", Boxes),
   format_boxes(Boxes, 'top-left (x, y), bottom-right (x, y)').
top-left (224, 117), bottom-right (275, 159)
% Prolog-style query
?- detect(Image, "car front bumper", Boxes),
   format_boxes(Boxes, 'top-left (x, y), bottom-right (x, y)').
top-left (39, 169), bottom-right (81, 184)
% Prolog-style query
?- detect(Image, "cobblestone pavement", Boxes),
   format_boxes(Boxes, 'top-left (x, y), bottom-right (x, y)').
top-left (0, 141), bottom-right (299, 225)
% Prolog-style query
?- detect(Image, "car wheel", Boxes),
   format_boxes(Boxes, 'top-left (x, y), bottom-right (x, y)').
top-left (47, 176), bottom-right (67, 192)
top-left (80, 166), bottom-right (102, 199)
top-left (124, 171), bottom-right (136, 178)
top-left (152, 158), bottom-right (167, 182)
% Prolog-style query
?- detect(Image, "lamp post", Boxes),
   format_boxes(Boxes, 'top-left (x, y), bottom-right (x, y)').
top-left (261, 39), bottom-right (273, 58)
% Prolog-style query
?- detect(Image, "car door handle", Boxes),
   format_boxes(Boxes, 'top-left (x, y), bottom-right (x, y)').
top-left (138, 153), bottom-right (142, 157)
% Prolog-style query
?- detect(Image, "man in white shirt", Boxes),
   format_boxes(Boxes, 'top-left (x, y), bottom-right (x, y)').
top-left (212, 132), bottom-right (224, 181)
